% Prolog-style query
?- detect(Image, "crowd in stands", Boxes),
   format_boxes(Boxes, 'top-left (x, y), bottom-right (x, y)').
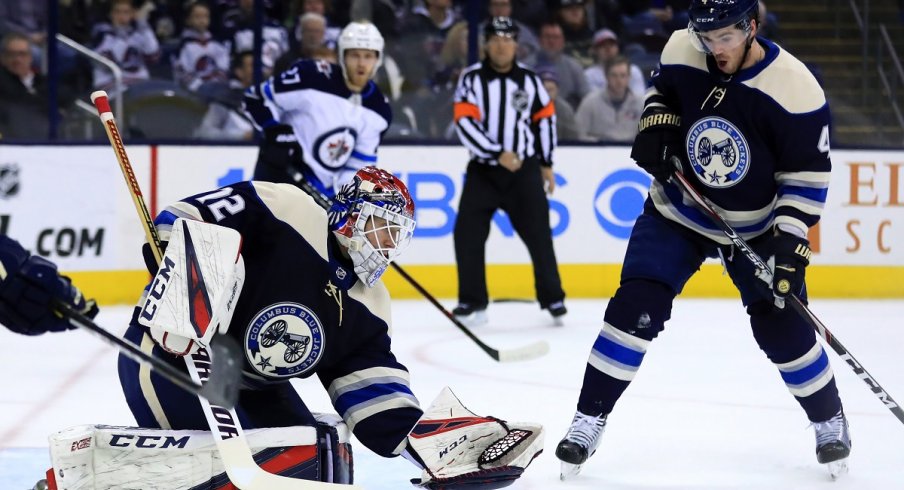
top-left (0, 0), bottom-right (779, 143)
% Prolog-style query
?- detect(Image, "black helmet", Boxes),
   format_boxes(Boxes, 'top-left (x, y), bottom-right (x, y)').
top-left (484, 16), bottom-right (519, 40)
top-left (688, 0), bottom-right (759, 32)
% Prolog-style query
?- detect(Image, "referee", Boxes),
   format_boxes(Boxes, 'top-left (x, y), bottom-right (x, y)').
top-left (451, 16), bottom-right (566, 326)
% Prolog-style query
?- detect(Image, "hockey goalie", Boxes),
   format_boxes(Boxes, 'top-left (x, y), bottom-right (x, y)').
top-left (31, 167), bottom-right (543, 489)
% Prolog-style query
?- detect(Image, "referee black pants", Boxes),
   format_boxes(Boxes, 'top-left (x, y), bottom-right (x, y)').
top-left (453, 159), bottom-right (565, 309)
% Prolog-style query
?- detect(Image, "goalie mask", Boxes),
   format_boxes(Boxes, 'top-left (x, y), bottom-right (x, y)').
top-left (328, 167), bottom-right (415, 287)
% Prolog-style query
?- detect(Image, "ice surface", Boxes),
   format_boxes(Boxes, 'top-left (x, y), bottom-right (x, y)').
top-left (2, 298), bottom-right (902, 489)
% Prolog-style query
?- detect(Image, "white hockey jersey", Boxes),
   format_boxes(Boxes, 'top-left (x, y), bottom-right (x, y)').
top-left (173, 28), bottom-right (230, 91)
top-left (91, 21), bottom-right (160, 90)
top-left (243, 59), bottom-right (392, 192)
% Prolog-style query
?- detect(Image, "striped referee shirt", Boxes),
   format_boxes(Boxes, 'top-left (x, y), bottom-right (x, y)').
top-left (453, 60), bottom-right (556, 165)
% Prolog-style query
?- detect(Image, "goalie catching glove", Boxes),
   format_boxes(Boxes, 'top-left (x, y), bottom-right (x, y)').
top-left (405, 387), bottom-right (544, 489)
top-left (137, 218), bottom-right (245, 356)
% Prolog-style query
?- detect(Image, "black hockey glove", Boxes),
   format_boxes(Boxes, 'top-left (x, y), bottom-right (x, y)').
top-left (0, 235), bottom-right (98, 335)
top-left (768, 231), bottom-right (812, 307)
top-left (263, 124), bottom-right (297, 148)
top-left (258, 124), bottom-right (300, 169)
top-left (630, 109), bottom-right (682, 184)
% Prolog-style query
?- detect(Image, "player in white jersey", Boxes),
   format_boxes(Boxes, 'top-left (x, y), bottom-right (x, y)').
top-left (245, 21), bottom-right (392, 198)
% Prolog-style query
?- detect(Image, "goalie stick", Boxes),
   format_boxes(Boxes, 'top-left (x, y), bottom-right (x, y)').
top-left (90, 90), bottom-right (363, 490)
top-left (669, 158), bottom-right (904, 424)
top-left (290, 173), bottom-right (550, 363)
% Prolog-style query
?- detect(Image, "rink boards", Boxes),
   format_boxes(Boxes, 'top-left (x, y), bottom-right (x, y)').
top-left (0, 144), bottom-right (901, 303)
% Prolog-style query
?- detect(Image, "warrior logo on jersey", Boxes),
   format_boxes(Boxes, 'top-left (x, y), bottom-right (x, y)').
top-left (686, 116), bottom-right (750, 188)
top-left (511, 89), bottom-right (529, 112)
top-left (314, 127), bottom-right (358, 169)
top-left (245, 302), bottom-right (325, 378)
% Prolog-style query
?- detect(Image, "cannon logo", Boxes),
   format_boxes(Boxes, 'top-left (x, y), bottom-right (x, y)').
top-left (686, 116), bottom-right (750, 189)
top-left (245, 302), bottom-right (325, 379)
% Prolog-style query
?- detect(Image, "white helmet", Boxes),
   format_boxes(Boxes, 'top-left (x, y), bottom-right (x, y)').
top-left (338, 21), bottom-right (384, 81)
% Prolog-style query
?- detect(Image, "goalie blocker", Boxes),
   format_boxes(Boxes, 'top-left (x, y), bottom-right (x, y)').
top-left (41, 414), bottom-right (352, 489)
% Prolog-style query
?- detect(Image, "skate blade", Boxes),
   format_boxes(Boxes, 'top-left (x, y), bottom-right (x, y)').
top-left (455, 311), bottom-right (488, 327)
top-left (560, 461), bottom-right (583, 480)
top-left (826, 458), bottom-right (849, 480)
top-left (552, 316), bottom-right (565, 327)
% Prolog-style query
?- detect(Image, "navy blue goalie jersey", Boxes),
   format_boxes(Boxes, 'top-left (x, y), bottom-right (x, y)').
top-left (147, 181), bottom-right (421, 455)
top-left (646, 30), bottom-right (832, 242)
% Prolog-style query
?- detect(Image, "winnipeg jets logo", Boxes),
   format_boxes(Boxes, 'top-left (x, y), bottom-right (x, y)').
top-left (686, 117), bottom-right (750, 188)
top-left (244, 302), bottom-right (325, 379)
top-left (314, 127), bottom-right (358, 169)
top-left (511, 89), bottom-right (529, 112)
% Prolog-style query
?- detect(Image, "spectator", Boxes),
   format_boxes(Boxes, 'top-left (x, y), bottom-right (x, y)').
top-left (537, 67), bottom-right (578, 141)
top-left (221, 0), bottom-right (290, 72)
top-left (350, 0), bottom-right (407, 41)
top-left (91, 0), bottom-right (161, 92)
top-left (195, 50), bottom-right (255, 140)
top-left (274, 12), bottom-right (332, 73)
top-left (397, 0), bottom-right (460, 92)
top-left (575, 55), bottom-right (642, 142)
top-left (0, 33), bottom-right (74, 140)
top-left (0, 1), bottom-right (47, 64)
top-left (309, 45), bottom-right (338, 63)
top-left (174, 2), bottom-right (230, 92)
top-left (529, 21), bottom-right (588, 108)
top-left (584, 28), bottom-right (646, 97)
top-left (482, 0), bottom-right (540, 61)
top-left (554, 0), bottom-right (594, 67)
top-left (291, 0), bottom-right (341, 52)
top-left (758, 1), bottom-right (780, 41)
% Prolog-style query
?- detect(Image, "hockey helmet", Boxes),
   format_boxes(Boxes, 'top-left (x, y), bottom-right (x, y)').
top-left (338, 21), bottom-right (384, 81)
top-left (328, 167), bottom-right (416, 287)
top-left (687, 0), bottom-right (759, 53)
top-left (484, 16), bottom-right (519, 41)
top-left (688, 0), bottom-right (759, 32)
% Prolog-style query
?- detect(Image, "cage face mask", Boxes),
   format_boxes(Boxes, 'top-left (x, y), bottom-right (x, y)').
top-left (328, 167), bottom-right (416, 287)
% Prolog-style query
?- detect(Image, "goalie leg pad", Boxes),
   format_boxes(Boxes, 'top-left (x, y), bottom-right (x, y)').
top-left (45, 418), bottom-right (353, 489)
top-left (407, 387), bottom-right (544, 490)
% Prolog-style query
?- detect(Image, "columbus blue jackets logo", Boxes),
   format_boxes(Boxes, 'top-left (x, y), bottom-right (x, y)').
top-left (686, 117), bottom-right (750, 188)
top-left (314, 127), bottom-right (358, 169)
top-left (245, 302), bottom-right (325, 379)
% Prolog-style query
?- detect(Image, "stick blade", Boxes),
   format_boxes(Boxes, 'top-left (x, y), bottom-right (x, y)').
top-left (201, 335), bottom-right (243, 409)
top-left (495, 340), bottom-right (550, 363)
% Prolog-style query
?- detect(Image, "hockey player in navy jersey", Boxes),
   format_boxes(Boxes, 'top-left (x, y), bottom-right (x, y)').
top-left (0, 235), bottom-right (98, 336)
top-left (555, 0), bottom-right (851, 480)
top-left (111, 166), bottom-right (543, 488)
top-left (245, 21), bottom-right (392, 198)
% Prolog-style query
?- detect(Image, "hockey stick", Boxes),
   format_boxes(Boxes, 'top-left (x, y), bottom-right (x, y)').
top-left (290, 174), bottom-right (550, 363)
top-left (53, 299), bottom-right (242, 409)
top-left (90, 91), bottom-right (362, 490)
top-left (668, 158), bottom-right (904, 424)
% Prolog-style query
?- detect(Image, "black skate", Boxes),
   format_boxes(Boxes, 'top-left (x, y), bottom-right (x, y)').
top-left (813, 409), bottom-right (851, 479)
top-left (555, 411), bottom-right (607, 480)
